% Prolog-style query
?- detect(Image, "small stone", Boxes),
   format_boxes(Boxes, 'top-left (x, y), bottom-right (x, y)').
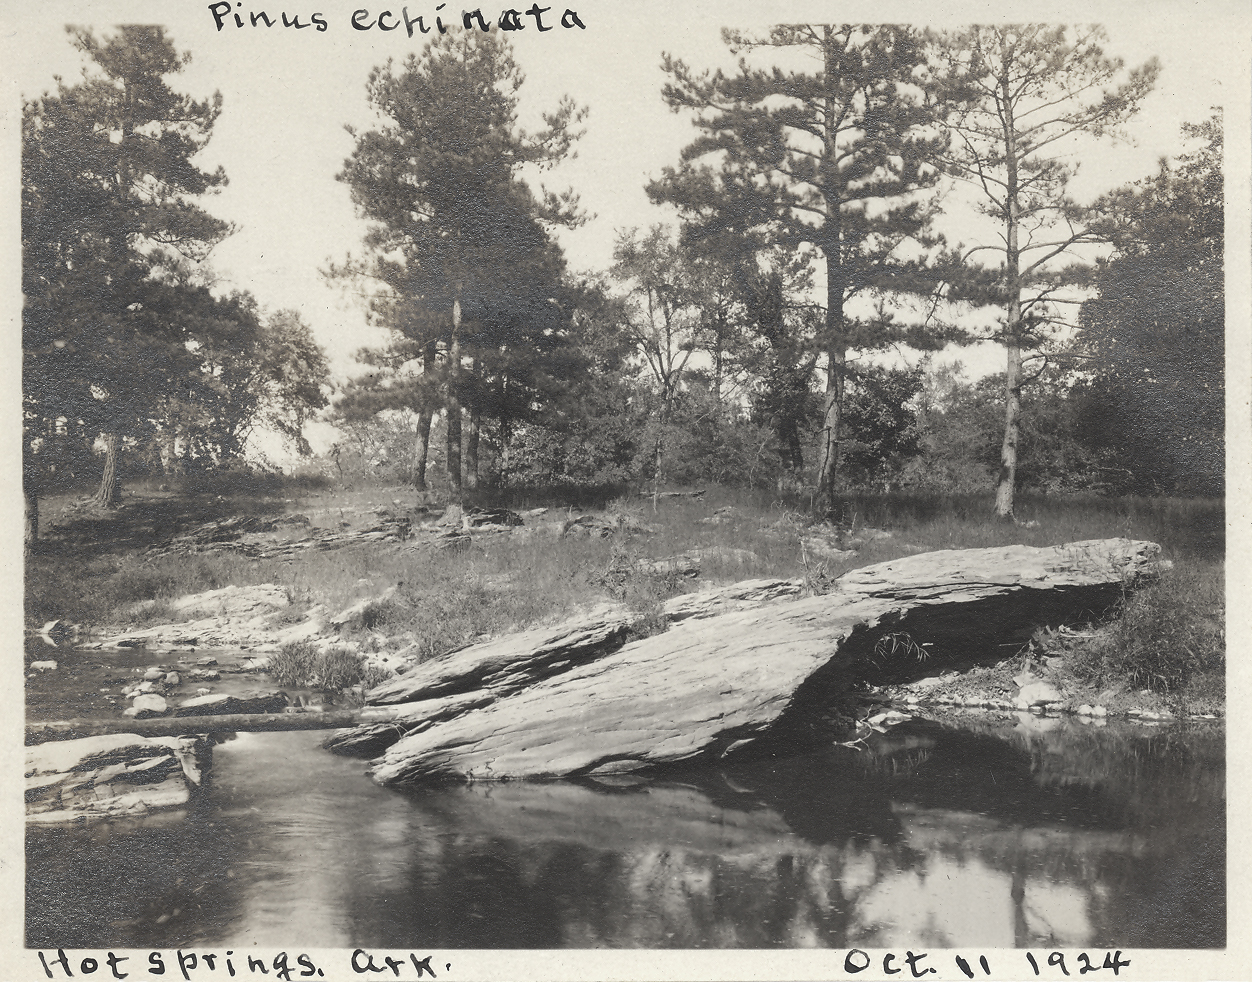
top-left (143, 667), bottom-right (164, 681)
top-left (1077, 704), bottom-right (1094, 716)
top-left (126, 694), bottom-right (168, 716)
top-left (164, 673), bottom-right (181, 685)
top-left (30, 661), bottom-right (58, 672)
top-left (196, 657), bottom-right (218, 666)
top-left (1092, 705), bottom-right (1108, 718)
top-left (1018, 680), bottom-right (1063, 706)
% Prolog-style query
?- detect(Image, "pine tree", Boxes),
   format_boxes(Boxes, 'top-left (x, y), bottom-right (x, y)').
top-left (931, 25), bottom-right (1159, 518)
top-left (650, 25), bottom-right (950, 508)
top-left (23, 26), bottom-right (233, 519)
top-left (333, 31), bottom-right (585, 494)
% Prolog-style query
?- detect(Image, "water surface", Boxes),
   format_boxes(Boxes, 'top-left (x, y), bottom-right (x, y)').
top-left (27, 716), bottom-right (1224, 949)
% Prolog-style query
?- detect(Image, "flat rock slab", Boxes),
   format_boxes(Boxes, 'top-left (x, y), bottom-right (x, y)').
top-left (359, 539), bottom-right (1162, 786)
top-left (26, 733), bottom-right (211, 823)
top-left (96, 585), bottom-right (322, 651)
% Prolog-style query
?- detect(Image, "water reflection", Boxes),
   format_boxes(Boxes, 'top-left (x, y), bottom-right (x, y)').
top-left (27, 718), bottom-right (1224, 949)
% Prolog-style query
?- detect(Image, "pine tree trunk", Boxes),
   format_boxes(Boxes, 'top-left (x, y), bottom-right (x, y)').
top-left (411, 410), bottom-right (433, 491)
top-left (712, 331), bottom-right (724, 407)
top-left (499, 426), bottom-right (512, 487)
top-left (995, 65), bottom-right (1022, 522)
top-left (446, 301), bottom-right (462, 494)
top-left (815, 31), bottom-right (845, 515)
top-left (466, 409), bottom-right (480, 490)
top-left (411, 341), bottom-right (436, 491)
top-left (464, 356), bottom-right (480, 490)
top-left (159, 428), bottom-right (173, 475)
top-left (995, 342), bottom-right (1022, 520)
top-left (816, 349), bottom-right (845, 509)
top-left (96, 431), bottom-right (120, 508)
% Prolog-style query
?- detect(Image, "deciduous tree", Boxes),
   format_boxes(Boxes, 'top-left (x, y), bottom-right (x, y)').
top-left (1078, 114), bottom-right (1223, 495)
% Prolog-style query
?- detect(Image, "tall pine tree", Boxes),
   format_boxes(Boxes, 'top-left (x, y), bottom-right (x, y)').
top-left (332, 32), bottom-right (585, 493)
top-left (649, 25), bottom-right (950, 507)
top-left (931, 25), bottom-right (1158, 518)
top-left (23, 26), bottom-right (233, 522)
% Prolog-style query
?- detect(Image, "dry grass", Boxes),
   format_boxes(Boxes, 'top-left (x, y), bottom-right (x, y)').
top-left (1067, 562), bottom-right (1225, 707)
top-left (27, 480), bottom-right (1224, 701)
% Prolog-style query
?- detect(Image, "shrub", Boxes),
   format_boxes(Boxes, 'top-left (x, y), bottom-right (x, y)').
top-left (267, 642), bottom-right (365, 690)
top-left (1070, 563), bottom-right (1224, 694)
top-left (362, 664), bottom-right (397, 690)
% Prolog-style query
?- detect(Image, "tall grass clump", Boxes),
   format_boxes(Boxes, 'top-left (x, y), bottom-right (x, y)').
top-left (316, 647), bottom-right (367, 690)
top-left (267, 641), bottom-right (320, 687)
top-left (268, 641), bottom-right (365, 690)
top-left (1070, 563), bottom-right (1225, 696)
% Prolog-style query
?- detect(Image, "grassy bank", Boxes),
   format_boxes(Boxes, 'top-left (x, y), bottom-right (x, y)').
top-left (26, 480), bottom-right (1224, 708)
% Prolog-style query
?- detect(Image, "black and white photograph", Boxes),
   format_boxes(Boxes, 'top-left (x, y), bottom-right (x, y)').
top-left (6, 1), bottom-right (1248, 978)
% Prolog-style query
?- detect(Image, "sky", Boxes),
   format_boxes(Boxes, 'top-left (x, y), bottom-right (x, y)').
top-left (4, 0), bottom-right (1248, 425)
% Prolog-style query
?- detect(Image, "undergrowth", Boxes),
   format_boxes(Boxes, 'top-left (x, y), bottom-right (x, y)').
top-left (29, 479), bottom-right (1224, 703)
top-left (269, 641), bottom-right (366, 691)
top-left (1069, 562), bottom-right (1225, 701)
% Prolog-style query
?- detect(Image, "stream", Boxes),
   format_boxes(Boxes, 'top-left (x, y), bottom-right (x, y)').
top-left (26, 713), bottom-right (1224, 949)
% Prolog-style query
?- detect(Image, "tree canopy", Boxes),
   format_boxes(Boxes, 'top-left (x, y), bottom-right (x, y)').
top-left (930, 25), bottom-right (1160, 517)
top-left (23, 25), bottom-right (234, 509)
top-left (1078, 114), bottom-right (1223, 495)
top-left (23, 26), bottom-right (329, 533)
top-left (650, 24), bottom-right (954, 506)
top-left (332, 30), bottom-right (587, 491)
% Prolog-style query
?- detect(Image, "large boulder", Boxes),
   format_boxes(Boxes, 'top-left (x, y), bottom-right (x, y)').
top-left (335, 539), bottom-right (1163, 785)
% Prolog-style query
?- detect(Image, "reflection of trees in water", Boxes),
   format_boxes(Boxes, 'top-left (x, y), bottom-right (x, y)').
top-left (28, 722), bottom-right (1222, 949)
top-left (430, 837), bottom-right (874, 947)
top-left (371, 777), bottom-right (898, 948)
top-left (375, 722), bottom-right (1224, 948)
top-left (852, 720), bottom-right (1225, 948)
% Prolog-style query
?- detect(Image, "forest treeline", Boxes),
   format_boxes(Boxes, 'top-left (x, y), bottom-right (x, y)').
top-left (22, 24), bottom-right (1224, 543)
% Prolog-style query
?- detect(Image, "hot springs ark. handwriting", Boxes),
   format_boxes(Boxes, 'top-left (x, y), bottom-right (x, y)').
top-left (207, 3), bottom-right (587, 33)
